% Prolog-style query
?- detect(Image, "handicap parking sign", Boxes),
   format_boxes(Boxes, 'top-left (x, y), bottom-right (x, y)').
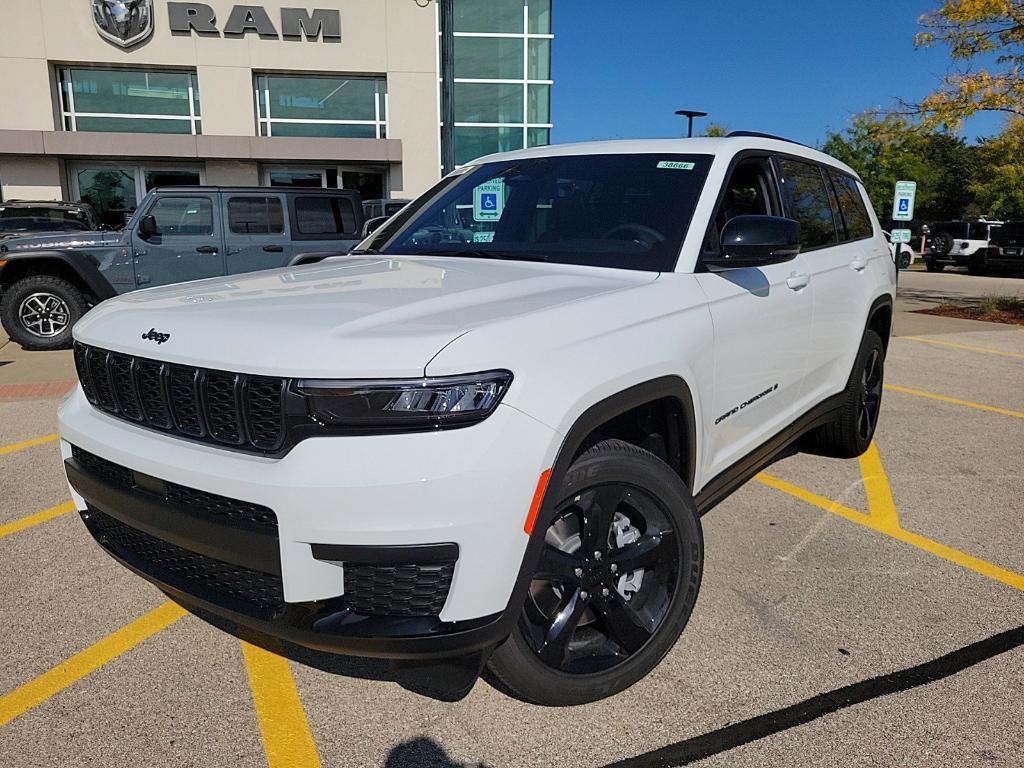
top-left (898, 199), bottom-right (909, 213)
top-left (474, 180), bottom-right (505, 222)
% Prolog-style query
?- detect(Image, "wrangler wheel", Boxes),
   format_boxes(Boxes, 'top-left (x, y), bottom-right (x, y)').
top-left (0, 275), bottom-right (88, 351)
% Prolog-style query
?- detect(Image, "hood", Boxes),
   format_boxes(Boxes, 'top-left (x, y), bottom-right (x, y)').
top-left (74, 256), bottom-right (657, 378)
top-left (0, 230), bottom-right (121, 251)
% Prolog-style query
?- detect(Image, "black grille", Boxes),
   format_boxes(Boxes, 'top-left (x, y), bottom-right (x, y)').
top-left (73, 343), bottom-right (286, 453)
top-left (71, 445), bottom-right (135, 488)
top-left (344, 562), bottom-right (455, 618)
top-left (84, 508), bottom-right (284, 613)
top-left (70, 446), bottom-right (278, 532)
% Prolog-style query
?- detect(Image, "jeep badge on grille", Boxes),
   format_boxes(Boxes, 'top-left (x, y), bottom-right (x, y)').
top-left (141, 328), bottom-right (171, 345)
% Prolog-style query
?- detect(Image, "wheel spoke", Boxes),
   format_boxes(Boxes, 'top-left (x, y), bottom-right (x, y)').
top-left (608, 533), bottom-right (667, 572)
top-left (592, 591), bottom-right (652, 655)
top-left (579, 485), bottom-right (623, 553)
top-left (535, 545), bottom-right (583, 583)
top-left (536, 588), bottom-right (589, 667)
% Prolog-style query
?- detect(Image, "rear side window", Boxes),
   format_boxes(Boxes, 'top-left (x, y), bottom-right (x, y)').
top-left (830, 172), bottom-right (873, 241)
top-left (776, 158), bottom-right (838, 249)
top-left (295, 197), bottom-right (357, 236)
top-left (228, 197), bottom-right (284, 235)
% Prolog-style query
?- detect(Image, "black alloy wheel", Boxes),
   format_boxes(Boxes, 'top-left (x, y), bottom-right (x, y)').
top-left (487, 439), bottom-right (703, 706)
top-left (858, 346), bottom-right (883, 443)
top-left (523, 482), bottom-right (679, 674)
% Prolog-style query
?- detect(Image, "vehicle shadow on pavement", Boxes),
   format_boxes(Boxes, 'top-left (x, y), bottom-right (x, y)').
top-left (597, 625), bottom-right (1024, 768)
top-left (384, 737), bottom-right (489, 768)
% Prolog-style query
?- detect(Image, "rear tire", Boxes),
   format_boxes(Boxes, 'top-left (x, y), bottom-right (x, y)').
top-left (808, 330), bottom-right (885, 459)
top-left (0, 275), bottom-right (88, 351)
top-left (487, 439), bottom-right (703, 706)
top-left (925, 260), bottom-right (945, 273)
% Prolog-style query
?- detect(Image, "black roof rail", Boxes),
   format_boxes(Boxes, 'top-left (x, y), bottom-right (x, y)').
top-left (727, 131), bottom-right (807, 147)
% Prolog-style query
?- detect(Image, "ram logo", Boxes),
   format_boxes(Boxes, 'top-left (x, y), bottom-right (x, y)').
top-left (92, 0), bottom-right (155, 48)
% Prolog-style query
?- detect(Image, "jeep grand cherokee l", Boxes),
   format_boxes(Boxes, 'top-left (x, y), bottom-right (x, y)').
top-left (58, 136), bottom-right (896, 706)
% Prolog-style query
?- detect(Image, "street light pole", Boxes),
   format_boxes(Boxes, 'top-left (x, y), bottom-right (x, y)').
top-left (675, 109), bottom-right (708, 138)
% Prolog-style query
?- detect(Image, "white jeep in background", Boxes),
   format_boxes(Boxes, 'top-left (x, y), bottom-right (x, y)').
top-left (59, 135), bottom-right (896, 706)
top-left (924, 218), bottom-right (1003, 274)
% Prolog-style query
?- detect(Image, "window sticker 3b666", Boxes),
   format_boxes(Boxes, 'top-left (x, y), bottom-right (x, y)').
top-left (715, 383), bottom-right (780, 425)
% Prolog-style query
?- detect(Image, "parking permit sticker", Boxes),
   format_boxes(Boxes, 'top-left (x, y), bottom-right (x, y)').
top-left (657, 161), bottom-right (695, 170)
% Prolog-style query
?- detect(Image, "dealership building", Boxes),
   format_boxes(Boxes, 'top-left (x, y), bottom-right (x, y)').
top-left (0, 0), bottom-right (553, 225)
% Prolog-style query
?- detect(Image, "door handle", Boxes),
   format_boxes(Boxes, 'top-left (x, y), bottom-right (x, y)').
top-left (262, 245), bottom-right (284, 253)
top-left (196, 246), bottom-right (219, 254)
top-left (786, 271), bottom-right (810, 291)
top-left (851, 257), bottom-right (868, 272)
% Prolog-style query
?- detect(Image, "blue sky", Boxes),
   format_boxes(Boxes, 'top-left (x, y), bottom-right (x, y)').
top-left (550, 0), bottom-right (1007, 147)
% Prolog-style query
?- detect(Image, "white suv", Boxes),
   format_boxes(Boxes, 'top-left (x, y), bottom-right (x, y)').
top-left (58, 136), bottom-right (896, 706)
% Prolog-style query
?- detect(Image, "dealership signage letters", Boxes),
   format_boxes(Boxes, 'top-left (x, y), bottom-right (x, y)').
top-left (168, 3), bottom-right (341, 41)
top-left (92, 1), bottom-right (342, 47)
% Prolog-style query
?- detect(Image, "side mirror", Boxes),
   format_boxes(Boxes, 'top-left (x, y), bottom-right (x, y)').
top-left (361, 216), bottom-right (388, 239)
top-left (137, 214), bottom-right (158, 240)
top-left (705, 215), bottom-right (801, 271)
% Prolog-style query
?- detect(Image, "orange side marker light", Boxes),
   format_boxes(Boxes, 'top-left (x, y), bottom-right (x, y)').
top-left (523, 468), bottom-right (552, 535)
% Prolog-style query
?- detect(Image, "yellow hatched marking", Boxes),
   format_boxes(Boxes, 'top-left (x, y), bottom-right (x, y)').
top-left (0, 434), bottom-right (59, 456)
top-left (900, 335), bottom-right (1024, 360)
top-left (884, 385), bottom-right (1024, 419)
top-left (757, 457), bottom-right (1024, 592)
top-left (240, 640), bottom-right (321, 768)
top-left (858, 442), bottom-right (900, 532)
top-left (0, 603), bottom-right (186, 728)
top-left (0, 501), bottom-right (75, 541)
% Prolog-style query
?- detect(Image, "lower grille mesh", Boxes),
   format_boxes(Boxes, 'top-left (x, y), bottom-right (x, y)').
top-left (344, 562), bottom-right (455, 618)
top-left (84, 508), bottom-right (284, 613)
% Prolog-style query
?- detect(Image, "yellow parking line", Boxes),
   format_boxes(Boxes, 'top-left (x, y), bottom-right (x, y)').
top-left (0, 501), bottom-right (76, 541)
top-left (240, 640), bottom-right (321, 768)
top-left (884, 384), bottom-right (1024, 419)
top-left (899, 335), bottom-right (1024, 360)
top-left (0, 433), bottom-right (59, 456)
top-left (756, 472), bottom-right (1024, 592)
top-left (0, 602), bottom-right (186, 728)
top-left (858, 443), bottom-right (900, 532)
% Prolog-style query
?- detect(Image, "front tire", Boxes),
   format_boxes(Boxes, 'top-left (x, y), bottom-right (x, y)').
top-left (487, 439), bottom-right (703, 706)
top-left (808, 330), bottom-right (885, 459)
top-left (0, 275), bottom-right (88, 351)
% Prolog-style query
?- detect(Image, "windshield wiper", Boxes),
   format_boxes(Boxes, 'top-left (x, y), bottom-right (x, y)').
top-left (416, 249), bottom-right (550, 263)
top-left (349, 248), bottom-right (382, 255)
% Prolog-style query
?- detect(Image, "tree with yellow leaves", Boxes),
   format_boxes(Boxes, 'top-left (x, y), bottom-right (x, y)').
top-left (913, 1), bottom-right (1024, 128)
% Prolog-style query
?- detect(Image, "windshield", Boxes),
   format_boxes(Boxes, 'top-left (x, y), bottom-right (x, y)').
top-left (0, 207), bottom-right (91, 233)
top-left (362, 153), bottom-right (713, 272)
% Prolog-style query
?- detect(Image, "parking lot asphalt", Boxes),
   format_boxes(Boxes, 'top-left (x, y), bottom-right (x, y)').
top-left (1, 269), bottom-right (1022, 768)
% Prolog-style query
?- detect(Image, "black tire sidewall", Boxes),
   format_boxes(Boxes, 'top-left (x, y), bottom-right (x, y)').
top-left (845, 329), bottom-right (885, 454)
top-left (488, 440), bottom-right (703, 706)
top-left (0, 276), bottom-right (86, 351)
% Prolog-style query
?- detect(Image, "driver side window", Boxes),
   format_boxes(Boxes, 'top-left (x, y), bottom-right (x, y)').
top-left (705, 159), bottom-right (775, 252)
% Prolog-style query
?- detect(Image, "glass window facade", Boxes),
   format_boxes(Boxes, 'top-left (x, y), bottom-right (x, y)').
top-left (256, 75), bottom-right (387, 139)
top-left (451, 0), bottom-right (554, 166)
top-left (59, 68), bottom-right (201, 135)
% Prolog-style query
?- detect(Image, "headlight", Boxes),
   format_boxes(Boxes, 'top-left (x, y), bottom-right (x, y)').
top-left (295, 371), bottom-right (513, 430)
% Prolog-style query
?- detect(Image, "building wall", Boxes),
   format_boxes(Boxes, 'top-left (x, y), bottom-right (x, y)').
top-left (0, 0), bottom-right (440, 197)
top-left (0, 156), bottom-right (64, 200)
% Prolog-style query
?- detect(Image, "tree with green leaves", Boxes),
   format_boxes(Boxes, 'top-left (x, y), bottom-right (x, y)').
top-left (821, 114), bottom-right (974, 222)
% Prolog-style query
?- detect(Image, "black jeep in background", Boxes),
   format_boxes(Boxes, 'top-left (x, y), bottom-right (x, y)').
top-left (986, 221), bottom-right (1024, 275)
top-left (0, 187), bottom-right (363, 350)
top-left (0, 200), bottom-right (101, 238)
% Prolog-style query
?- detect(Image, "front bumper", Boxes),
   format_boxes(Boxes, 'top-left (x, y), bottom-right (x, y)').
top-left (59, 387), bottom-right (560, 658)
